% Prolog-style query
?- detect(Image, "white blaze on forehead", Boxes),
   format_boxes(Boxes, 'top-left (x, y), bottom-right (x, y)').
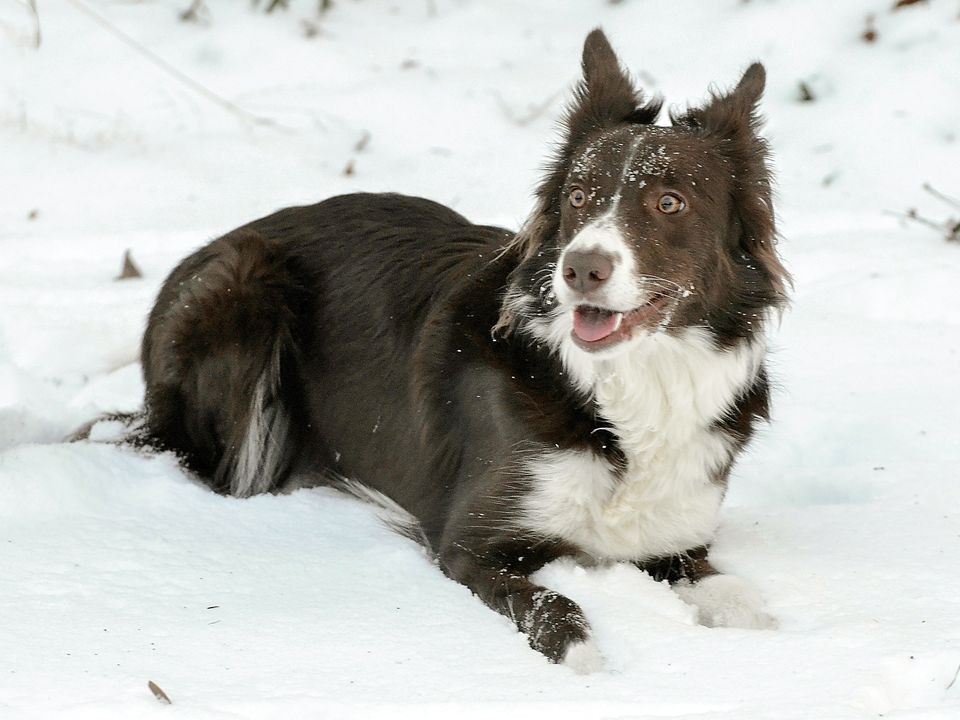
top-left (570, 126), bottom-right (678, 209)
top-left (555, 133), bottom-right (650, 311)
top-left (569, 133), bottom-right (648, 214)
top-left (608, 134), bottom-right (647, 214)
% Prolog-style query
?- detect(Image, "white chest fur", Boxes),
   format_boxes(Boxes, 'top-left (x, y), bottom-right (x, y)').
top-left (521, 329), bottom-right (765, 561)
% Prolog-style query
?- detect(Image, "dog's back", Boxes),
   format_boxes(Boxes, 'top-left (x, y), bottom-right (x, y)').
top-left (142, 193), bottom-right (513, 509)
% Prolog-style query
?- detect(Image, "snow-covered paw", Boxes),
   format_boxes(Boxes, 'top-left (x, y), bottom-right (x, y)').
top-left (520, 588), bottom-right (604, 672)
top-left (674, 574), bottom-right (777, 630)
top-left (561, 638), bottom-right (604, 674)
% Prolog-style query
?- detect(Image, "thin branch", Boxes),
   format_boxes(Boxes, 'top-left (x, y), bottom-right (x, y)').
top-left (264, 0), bottom-right (288, 13)
top-left (947, 662), bottom-right (960, 690)
top-left (354, 130), bottom-right (371, 153)
top-left (885, 208), bottom-right (943, 233)
top-left (66, 0), bottom-right (280, 129)
top-left (179, 0), bottom-right (209, 24)
top-left (923, 183), bottom-right (960, 211)
top-left (492, 89), bottom-right (564, 128)
top-left (26, 0), bottom-right (41, 48)
top-left (886, 208), bottom-right (960, 244)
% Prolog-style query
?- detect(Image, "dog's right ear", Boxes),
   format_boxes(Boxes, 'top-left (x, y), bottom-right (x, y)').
top-left (564, 29), bottom-right (660, 145)
top-left (497, 30), bottom-right (660, 284)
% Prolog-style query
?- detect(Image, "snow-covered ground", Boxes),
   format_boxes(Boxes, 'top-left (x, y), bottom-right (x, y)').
top-left (2, 0), bottom-right (960, 717)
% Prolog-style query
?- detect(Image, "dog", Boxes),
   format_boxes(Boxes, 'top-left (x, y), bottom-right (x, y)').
top-left (137, 29), bottom-right (788, 672)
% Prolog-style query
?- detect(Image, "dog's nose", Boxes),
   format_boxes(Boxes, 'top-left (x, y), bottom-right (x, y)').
top-left (562, 251), bottom-right (614, 294)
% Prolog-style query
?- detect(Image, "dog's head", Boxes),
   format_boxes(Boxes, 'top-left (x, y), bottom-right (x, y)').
top-left (500, 29), bottom-right (788, 356)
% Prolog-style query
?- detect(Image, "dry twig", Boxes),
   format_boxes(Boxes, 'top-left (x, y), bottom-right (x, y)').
top-left (923, 183), bottom-right (960, 210)
top-left (947, 662), bottom-right (960, 690)
top-left (887, 208), bottom-right (960, 244)
top-left (354, 130), bottom-right (371, 153)
top-left (25, 0), bottom-right (41, 48)
top-left (179, 0), bottom-right (209, 24)
top-left (886, 183), bottom-right (960, 243)
top-left (493, 89), bottom-right (564, 128)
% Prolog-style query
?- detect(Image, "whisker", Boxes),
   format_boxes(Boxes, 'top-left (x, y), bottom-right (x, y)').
top-left (639, 279), bottom-right (684, 295)
top-left (638, 274), bottom-right (683, 285)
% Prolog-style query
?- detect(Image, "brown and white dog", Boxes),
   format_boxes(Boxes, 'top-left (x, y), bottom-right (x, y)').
top-left (136, 29), bottom-right (788, 672)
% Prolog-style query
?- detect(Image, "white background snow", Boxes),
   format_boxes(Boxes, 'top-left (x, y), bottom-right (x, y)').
top-left (2, 0), bottom-right (960, 717)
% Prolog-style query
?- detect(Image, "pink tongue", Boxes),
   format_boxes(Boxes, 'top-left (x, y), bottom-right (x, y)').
top-left (573, 308), bottom-right (622, 342)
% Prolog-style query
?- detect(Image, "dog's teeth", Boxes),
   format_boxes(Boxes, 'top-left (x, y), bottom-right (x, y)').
top-left (612, 313), bottom-right (623, 332)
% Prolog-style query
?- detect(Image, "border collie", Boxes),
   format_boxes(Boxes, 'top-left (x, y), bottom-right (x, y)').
top-left (137, 30), bottom-right (789, 672)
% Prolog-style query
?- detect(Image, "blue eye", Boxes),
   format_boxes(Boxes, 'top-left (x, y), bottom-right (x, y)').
top-left (569, 188), bottom-right (587, 208)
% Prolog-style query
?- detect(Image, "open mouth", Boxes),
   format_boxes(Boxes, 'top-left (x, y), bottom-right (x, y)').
top-left (571, 294), bottom-right (673, 350)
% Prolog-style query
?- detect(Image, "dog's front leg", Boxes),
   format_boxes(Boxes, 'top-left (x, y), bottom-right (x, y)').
top-left (438, 542), bottom-right (602, 672)
top-left (639, 547), bottom-right (777, 630)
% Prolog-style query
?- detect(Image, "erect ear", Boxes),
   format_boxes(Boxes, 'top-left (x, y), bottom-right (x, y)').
top-left (675, 62), bottom-right (766, 137)
top-left (564, 29), bottom-right (661, 145)
top-left (500, 30), bottom-right (660, 270)
top-left (675, 63), bottom-right (790, 300)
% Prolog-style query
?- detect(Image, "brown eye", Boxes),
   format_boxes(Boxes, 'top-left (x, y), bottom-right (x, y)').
top-left (657, 193), bottom-right (685, 214)
top-left (569, 188), bottom-right (587, 208)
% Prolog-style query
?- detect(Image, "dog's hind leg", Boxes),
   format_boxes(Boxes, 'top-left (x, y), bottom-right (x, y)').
top-left (141, 229), bottom-right (302, 496)
top-left (67, 411), bottom-right (147, 444)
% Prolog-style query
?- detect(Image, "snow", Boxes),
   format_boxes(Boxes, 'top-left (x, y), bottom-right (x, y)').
top-left (2, 0), bottom-right (960, 717)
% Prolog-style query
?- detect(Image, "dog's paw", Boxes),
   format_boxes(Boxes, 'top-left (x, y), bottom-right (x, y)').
top-left (520, 589), bottom-right (604, 672)
top-left (561, 638), bottom-right (604, 674)
top-left (674, 574), bottom-right (777, 630)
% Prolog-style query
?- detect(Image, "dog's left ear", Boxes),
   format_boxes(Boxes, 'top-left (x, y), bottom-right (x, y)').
top-left (677, 63), bottom-right (766, 138)
top-left (675, 63), bottom-right (790, 300)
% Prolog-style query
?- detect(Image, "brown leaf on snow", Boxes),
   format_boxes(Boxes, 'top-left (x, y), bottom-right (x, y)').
top-left (147, 680), bottom-right (172, 704)
top-left (116, 249), bottom-right (143, 281)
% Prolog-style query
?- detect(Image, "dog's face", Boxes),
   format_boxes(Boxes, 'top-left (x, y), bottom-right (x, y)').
top-left (502, 30), bottom-right (788, 357)
top-left (552, 124), bottom-right (739, 352)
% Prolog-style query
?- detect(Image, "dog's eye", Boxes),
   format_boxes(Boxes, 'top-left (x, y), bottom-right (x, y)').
top-left (657, 193), bottom-right (685, 214)
top-left (569, 188), bottom-right (587, 208)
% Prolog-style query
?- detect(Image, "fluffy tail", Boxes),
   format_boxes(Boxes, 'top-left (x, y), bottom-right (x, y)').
top-left (220, 340), bottom-right (291, 497)
top-left (140, 229), bottom-right (302, 496)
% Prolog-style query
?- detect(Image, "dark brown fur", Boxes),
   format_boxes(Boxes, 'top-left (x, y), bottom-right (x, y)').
top-left (135, 30), bottom-right (788, 666)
